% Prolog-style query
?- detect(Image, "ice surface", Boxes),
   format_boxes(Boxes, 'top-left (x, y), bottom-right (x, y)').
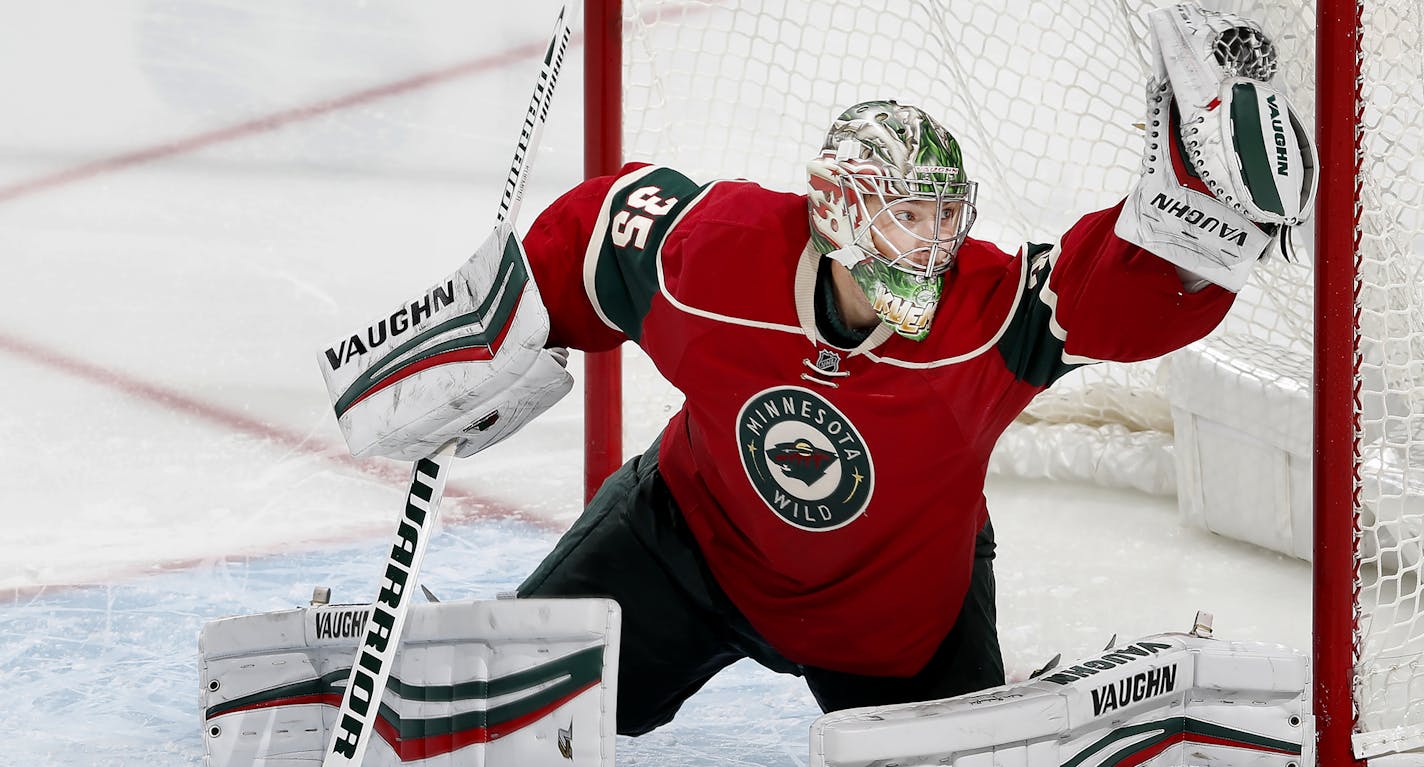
top-left (0, 2), bottom-right (1310, 765)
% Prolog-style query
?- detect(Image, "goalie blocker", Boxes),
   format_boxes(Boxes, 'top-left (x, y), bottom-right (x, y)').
top-left (200, 596), bottom-right (620, 767)
top-left (318, 221), bottom-right (573, 461)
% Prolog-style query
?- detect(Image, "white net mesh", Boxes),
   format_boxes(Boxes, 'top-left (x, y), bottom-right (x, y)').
top-left (618, 0), bottom-right (1424, 755)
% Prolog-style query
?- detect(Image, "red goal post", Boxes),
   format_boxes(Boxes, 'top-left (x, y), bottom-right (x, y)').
top-left (582, 2), bottom-right (1424, 764)
top-left (1313, 5), bottom-right (1363, 766)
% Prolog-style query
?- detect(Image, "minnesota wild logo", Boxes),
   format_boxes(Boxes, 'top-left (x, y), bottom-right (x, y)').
top-left (736, 386), bottom-right (873, 531)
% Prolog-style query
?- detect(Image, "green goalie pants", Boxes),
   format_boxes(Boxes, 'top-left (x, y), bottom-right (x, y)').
top-left (517, 439), bottom-right (1005, 736)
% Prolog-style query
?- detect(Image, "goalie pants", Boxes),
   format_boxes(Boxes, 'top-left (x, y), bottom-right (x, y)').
top-left (518, 439), bottom-right (1004, 736)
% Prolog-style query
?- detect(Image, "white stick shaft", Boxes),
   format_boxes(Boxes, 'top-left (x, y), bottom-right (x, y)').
top-left (497, 5), bottom-right (571, 228)
top-left (321, 440), bottom-right (456, 766)
top-left (320, 7), bottom-right (570, 765)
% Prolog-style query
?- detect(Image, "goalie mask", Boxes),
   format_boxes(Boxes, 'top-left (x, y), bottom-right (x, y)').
top-left (807, 100), bottom-right (977, 341)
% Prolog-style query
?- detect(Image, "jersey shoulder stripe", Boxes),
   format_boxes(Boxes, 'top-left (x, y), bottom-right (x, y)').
top-left (583, 166), bottom-right (710, 342)
top-left (996, 241), bottom-right (1093, 386)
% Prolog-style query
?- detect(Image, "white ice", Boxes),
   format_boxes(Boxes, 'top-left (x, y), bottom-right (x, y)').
top-left (0, 3), bottom-right (1310, 765)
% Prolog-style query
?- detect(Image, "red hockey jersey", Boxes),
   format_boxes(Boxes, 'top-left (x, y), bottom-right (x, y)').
top-left (522, 163), bottom-right (1234, 677)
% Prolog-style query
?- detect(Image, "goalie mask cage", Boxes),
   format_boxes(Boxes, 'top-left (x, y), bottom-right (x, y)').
top-left (581, 1), bottom-right (1423, 764)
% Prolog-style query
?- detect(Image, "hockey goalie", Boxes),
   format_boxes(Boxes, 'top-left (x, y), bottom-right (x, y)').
top-left (201, 2), bottom-right (1316, 765)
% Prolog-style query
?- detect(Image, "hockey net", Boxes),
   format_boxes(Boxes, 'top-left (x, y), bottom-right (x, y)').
top-left (605, 0), bottom-right (1424, 762)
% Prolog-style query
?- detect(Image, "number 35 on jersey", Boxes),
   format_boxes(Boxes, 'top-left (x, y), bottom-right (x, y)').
top-left (611, 186), bottom-right (680, 249)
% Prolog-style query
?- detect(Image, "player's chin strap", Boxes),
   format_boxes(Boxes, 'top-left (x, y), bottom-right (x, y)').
top-left (1115, 3), bottom-right (1317, 292)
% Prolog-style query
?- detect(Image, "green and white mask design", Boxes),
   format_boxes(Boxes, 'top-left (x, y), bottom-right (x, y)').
top-left (806, 100), bottom-right (977, 341)
top-left (846, 251), bottom-right (944, 341)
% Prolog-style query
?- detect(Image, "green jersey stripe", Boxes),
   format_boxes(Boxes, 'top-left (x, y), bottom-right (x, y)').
top-left (591, 167), bottom-right (710, 342)
top-left (997, 243), bottom-right (1088, 386)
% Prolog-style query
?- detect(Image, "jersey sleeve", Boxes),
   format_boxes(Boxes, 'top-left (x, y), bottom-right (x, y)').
top-left (995, 199), bottom-right (1236, 387)
top-left (522, 163), bottom-right (710, 351)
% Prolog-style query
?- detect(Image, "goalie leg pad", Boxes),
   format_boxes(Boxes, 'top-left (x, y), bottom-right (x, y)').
top-left (810, 632), bottom-right (1311, 767)
top-left (200, 597), bottom-right (621, 767)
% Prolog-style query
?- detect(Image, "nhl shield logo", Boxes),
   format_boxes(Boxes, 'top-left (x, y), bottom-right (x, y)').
top-left (736, 386), bottom-right (873, 531)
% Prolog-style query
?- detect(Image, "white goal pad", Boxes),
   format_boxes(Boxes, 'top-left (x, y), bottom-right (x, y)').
top-left (199, 597), bottom-right (619, 767)
top-left (811, 631), bottom-right (1309, 767)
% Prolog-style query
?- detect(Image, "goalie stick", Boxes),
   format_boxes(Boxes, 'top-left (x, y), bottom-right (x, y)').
top-left (321, 7), bottom-right (571, 766)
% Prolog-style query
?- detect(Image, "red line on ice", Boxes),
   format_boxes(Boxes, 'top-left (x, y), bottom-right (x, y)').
top-left (0, 38), bottom-right (552, 204)
top-left (0, 32), bottom-right (576, 495)
top-left (0, 330), bottom-right (551, 518)
top-left (0, 1), bottom-right (720, 205)
top-left (0, 329), bottom-right (563, 603)
top-left (0, 17), bottom-right (696, 599)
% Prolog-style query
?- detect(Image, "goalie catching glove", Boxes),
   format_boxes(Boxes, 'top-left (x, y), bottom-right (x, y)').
top-left (1115, 3), bottom-right (1317, 292)
top-left (318, 222), bottom-right (573, 461)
